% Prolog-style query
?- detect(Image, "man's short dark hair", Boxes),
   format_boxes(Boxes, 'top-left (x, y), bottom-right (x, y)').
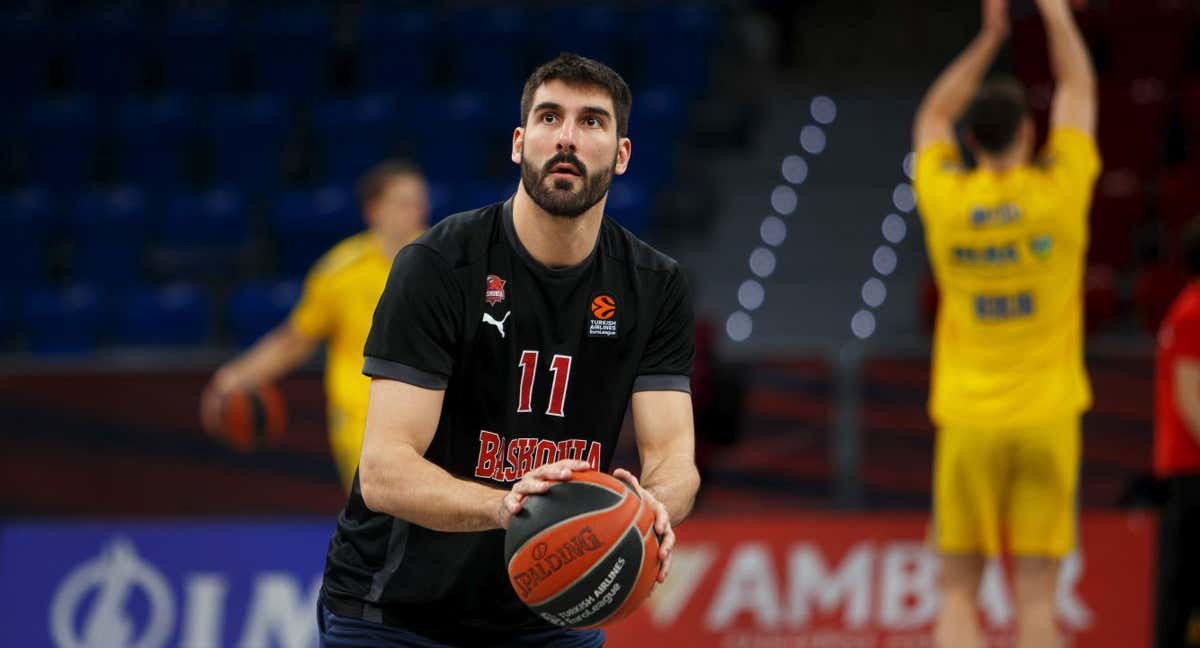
top-left (964, 78), bottom-right (1029, 155)
top-left (1183, 217), bottom-right (1200, 277)
top-left (355, 159), bottom-right (423, 207)
top-left (520, 52), bottom-right (632, 138)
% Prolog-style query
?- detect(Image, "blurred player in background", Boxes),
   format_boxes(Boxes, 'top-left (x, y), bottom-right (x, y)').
top-left (1154, 219), bottom-right (1200, 648)
top-left (201, 160), bottom-right (430, 492)
top-left (912, 0), bottom-right (1098, 646)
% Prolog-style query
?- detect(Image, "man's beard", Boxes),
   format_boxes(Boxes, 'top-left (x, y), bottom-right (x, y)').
top-left (520, 150), bottom-right (616, 219)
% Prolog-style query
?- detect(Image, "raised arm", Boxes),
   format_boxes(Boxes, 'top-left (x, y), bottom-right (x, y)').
top-left (913, 0), bottom-right (1010, 152)
top-left (1036, 0), bottom-right (1097, 136)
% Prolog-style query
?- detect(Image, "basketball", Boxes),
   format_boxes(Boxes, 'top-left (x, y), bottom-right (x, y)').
top-left (504, 470), bottom-right (659, 628)
top-left (221, 385), bottom-right (287, 453)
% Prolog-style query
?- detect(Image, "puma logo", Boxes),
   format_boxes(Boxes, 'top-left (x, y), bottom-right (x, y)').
top-left (482, 311), bottom-right (511, 338)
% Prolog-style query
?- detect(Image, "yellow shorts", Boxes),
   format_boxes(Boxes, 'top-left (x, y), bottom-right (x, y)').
top-left (328, 406), bottom-right (366, 493)
top-left (933, 417), bottom-right (1080, 558)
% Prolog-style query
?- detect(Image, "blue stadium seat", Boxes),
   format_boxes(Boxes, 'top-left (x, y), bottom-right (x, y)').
top-left (25, 96), bottom-right (99, 188)
top-left (115, 96), bottom-right (196, 188)
top-left (155, 188), bottom-right (249, 281)
top-left (0, 12), bottom-right (51, 102)
top-left (22, 284), bottom-right (108, 355)
top-left (314, 94), bottom-right (400, 184)
top-left (226, 280), bottom-right (301, 348)
top-left (163, 10), bottom-right (234, 96)
top-left (536, 5), bottom-right (622, 70)
top-left (69, 187), bottom-right (149, 287)
top-left (244, 9), bottom-right (331, 98)
top-left (447, 5), bottom-right (529, 92)
top-left (269, 187), bottom-right (360, 277)
top-left (118, 283), bottom-right (211, 346)
top-left (66, 10), bottom-right (147, 96)
top-left (207, 95), bottom-right (289, 192)
top-left (0, 188), bottom-right (55, 289)
top-left (415, 92), bottom-right (492, 182)
top-left (605, 180), bottom-right (651, 238)
top-left (358, 8), bottom-right (435, 92)
top-left (631, 4), bottom-right (717, 96)
top-left (627, 88), bottom-right (683, 192)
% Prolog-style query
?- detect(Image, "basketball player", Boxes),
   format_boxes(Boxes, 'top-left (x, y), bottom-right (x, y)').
top-left (318, 53), bottom-right (699, 647)
top-left (912, 0), bottom-right (1098, 646)
top-left (1154, 219), bottom-right (1200, 647)
top-left (200, 161), bottom-right (430, 492)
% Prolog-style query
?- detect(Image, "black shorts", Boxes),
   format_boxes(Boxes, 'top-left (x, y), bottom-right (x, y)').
top-left (1154, 474), bottom-right (1200, 648)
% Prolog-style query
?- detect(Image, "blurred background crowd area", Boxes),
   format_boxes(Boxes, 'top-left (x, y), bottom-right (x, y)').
top-left (0, 0), bottom-right (1194, 515)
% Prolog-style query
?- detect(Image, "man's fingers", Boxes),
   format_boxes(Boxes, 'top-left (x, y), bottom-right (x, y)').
top-left (658, 549), bottom-right (673, 583)
top-left (513, 478), bottom-right (552, 496)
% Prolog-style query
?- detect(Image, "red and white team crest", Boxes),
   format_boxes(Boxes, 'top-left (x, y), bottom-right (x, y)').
top-left (485, 274), bottom-right (506, 306)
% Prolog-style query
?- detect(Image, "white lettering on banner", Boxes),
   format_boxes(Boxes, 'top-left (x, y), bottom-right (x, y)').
top-left (788, 543), bottom-right (871, 628)
top-left (647, 545), bottom-right (718, 626)
top-left (180, 574), bottom-right (228, 648)
top-left (1057, 553), bottom-right (1092, 630)
top-left (879, 543), bottom-right (938, 629)
top-left (707, 543), bottom-right (783, 629)
top-left (978, 560), bottom-right (1013, 628)
top-left (50, 538), bottom-right (175, 648)
top-left (692, 541), bottom-right (1092, 632)
top-left (237, 574), bottom-right (321, 648)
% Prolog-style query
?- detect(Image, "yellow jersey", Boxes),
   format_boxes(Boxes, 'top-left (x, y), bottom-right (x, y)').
top-left (914, 128), bottom-right (1101, 428)
top-left (287, 231), bottom-right (400, 422)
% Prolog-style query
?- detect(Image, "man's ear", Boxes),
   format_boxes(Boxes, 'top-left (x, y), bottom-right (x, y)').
top-left (511, 127), bottom-right (524, 166)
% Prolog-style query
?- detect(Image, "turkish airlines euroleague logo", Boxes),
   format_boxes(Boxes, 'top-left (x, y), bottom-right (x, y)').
top-left (588, 293), bottom-right (618, 338)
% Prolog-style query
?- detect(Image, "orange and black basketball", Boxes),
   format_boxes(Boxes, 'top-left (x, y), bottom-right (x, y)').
top-left (591, 294), bottom-right (616, 320)
top-left (221, 385), bottom-right (287, 453)
top-left (504, 470), bottom-right (659, 628)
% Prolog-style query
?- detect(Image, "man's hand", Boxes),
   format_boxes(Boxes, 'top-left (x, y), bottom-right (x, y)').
top-left (498, 460), bottom-right (592, 529)
top-left (983, 0), bottom-right (1010, 39)
top-left (613, 468), bottom-right (675, 584)
top-left (200, 366), bottom-right (242, 437)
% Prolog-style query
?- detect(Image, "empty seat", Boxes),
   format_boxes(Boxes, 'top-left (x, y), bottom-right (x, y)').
top-left (0, 188), bottom-right (55, 288)
top-left (162, 10), bottom-right (235, 96)
top-left (0, 12), bottom-right (51, 101)
top-left (226, 280), bottom-right (301, 347)
top-left (357, 8), bottom-right (435, 92)
top-left (1087, 168), bottom-right (1145, 269)
top-left (446, 4), bottom-right (529, 91)
top-left (1134, 261), bottom-right (1186, 334)
top-left (25, 96), bottom-right (100, 188)
top-left (22, 284), bottom-right (108, 355)
top-left (605, 180), bottom-right (651, 237)
top-left (118, 283), bottom-right (211, 346)
top-left (1096, 78), bottom-right (1169, 178)
top-left (243, 9), bottom-right (331, 98)
top-left (534, 5), bottom-right (623, 70)
top-left (207, 95), bottom-right (289, 192)
top-left (68, 187), bottom-right (150, 286)
top-left (415, 91), bottom-right (491, 182)
top-left (154, 188), bottom-right (250, 281)
top-left (313, 94), bottom-right (401, 184)
top-left (630, 4), bottom-right (718, 95)
top-left (65, 10), bottom-right (147, 96)
top-left (1084, 264), bottom-right (1119, 334)
top-left (269, 187), bottom-right (360, 277)
top-left (115, 95), bottom-right (196, 188)
top-left (1158, 163), bottom-right (1200, 240)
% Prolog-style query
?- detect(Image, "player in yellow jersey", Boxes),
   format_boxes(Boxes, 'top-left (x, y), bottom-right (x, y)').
top-left (201, 160), bottom-right (430, 492)
top-left (912, 0), bottom-right (1098, 646)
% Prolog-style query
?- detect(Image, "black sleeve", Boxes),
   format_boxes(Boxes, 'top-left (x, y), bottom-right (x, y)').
top-left (633, 266), bottom-right (694, 393)
top-left (362, 244), bottom-right (463, 389)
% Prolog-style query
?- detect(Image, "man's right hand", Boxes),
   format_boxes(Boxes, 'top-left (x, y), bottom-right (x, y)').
top-left (200, 366), bottom-right (242, 437)
top-left (498, 460), bottom-right (592, 529)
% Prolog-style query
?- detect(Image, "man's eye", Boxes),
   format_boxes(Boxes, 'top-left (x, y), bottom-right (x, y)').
top-left (585, 117), bottom-right (601, 127)
top-left (542, 113), bottom-right (557, 124)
